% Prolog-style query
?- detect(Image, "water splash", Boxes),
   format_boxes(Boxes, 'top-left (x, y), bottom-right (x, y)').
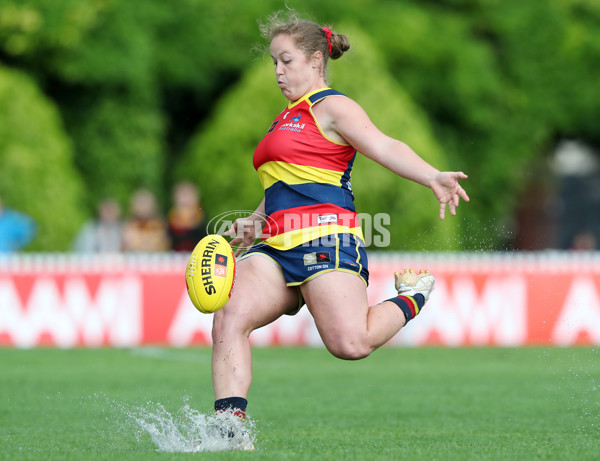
top-left (113, 398), bottom-right (256, 452)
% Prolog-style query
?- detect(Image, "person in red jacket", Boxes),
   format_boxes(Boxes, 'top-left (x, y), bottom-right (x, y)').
top-left (168, 181), bottom-right (207, 252)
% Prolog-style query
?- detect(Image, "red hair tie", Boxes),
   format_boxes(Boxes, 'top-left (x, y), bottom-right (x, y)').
top-left (322, 27), bottom-right (332, 55)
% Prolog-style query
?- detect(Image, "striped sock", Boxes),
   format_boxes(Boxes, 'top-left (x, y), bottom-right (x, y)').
top-left (386, 293), bottom-right (425, 323)
top-left (215, 397), bottom-right (247, 420)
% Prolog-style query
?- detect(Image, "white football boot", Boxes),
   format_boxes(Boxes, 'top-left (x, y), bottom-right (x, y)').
top-left (394, 269), bottom-right (435, 302)
top-left (192, 411), bottom-right (255, 452)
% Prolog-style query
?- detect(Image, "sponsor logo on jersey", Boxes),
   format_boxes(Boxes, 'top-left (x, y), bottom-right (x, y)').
top-left (278, 113), bottom-right (305, 133)
top-left (278, 121), bottom-right (306, 133)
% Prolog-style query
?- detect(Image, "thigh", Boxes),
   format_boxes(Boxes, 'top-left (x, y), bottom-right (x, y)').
top-left (300, 270), bottom-right (369, 344)
top-left (213, 253), bottom-right (300, 335)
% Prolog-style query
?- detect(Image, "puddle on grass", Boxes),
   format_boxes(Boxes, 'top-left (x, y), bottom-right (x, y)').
top-left (110, 397), bottom-right (256, 452)
top-left (566, 349), bottom-right (600, 436)
top-left (540, 348), bottom-right (600, 436)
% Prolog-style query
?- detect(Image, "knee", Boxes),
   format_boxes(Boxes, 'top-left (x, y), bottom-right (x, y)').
top-left (211, 307), bottom-right (251, 346)
top-left (326, 340), bottom-right (373, 361)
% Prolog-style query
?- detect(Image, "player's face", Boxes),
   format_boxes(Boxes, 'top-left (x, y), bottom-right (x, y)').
top-left (270, 34), bottom-right (322, 102)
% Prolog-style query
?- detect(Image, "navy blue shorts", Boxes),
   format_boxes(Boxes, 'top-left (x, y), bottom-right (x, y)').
top-left (240, 234), bottom-right (369, 314)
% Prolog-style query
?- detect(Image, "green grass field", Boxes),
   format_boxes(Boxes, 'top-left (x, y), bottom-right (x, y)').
top-left (1, 347), bottom-right (599, 460)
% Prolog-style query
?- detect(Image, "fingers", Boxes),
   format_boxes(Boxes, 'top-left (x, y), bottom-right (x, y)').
top-left (439, 191), bottom-right (464, 220)
top-left (228, 236), bottom-right (244, 255)
top-left (233, 244), bottom-right (247, 258)
top-left (227, 226), bottom-right (253, 257)
top-left (448, 199), bottom-right (457, 217)
top-left (448, 173), bottom-right (469, 198)
top-left (459, 186), bottom-right (470, 202)
top-left (229, 236), bottom-right (242, 248)
top-left (435, 171), bottom-right (470, 220)
top-left (224, 223), bottom-right (236, 238)
top-left (229, 233), bottom-right (252, 255)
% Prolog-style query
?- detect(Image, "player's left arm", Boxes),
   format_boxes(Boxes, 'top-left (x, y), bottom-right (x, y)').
top-left (325, 96), bottom-right (470, 220)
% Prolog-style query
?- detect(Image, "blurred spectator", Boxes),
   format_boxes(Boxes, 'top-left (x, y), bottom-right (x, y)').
top-left (72, 198), bottom-right (123, 253)
top-left (122, 188), bottom-right (170, 252)
top-left (571, 229), bottom-right (597, 251)
top-left (0, 195), bottom-right (36, 252)
top-left (553, 140), bottom-right (600, 250)
top-left (168, 181), bottom-right (207, 252)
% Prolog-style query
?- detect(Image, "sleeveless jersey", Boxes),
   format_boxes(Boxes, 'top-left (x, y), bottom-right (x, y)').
top-left (253, 88), bottom-right (364, 250)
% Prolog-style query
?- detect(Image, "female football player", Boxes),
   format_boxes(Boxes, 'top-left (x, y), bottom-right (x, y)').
top-left (211, 10), bottom-right (469, 436)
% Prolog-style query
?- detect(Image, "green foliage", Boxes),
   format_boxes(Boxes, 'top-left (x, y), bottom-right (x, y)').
top-left (0, 0), bottom-right (106, 59)
top-left (63, 89), bottom-right (166, 209)
top-left (0, 65), bottom-right (85, 250)
top-left (177, 23), bottom-right (461, 250)
top-left (174, 55), bottom-right (277, 220)
top-left (150, 0), bottom-right (276, 90)
top-left (333, 24), bottom-right (459, 250)
top-left (365, 0), bottom-right (600, 248)
top-left (1, 0), bottom-right (600, 250)
top-left (0, 0), bottom-right (283, 219)
top-left (50, 1), bottom-right (157, 89)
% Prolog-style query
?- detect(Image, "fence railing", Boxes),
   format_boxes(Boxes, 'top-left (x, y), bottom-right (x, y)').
top-left (1, 251), bottom-right (598, 348)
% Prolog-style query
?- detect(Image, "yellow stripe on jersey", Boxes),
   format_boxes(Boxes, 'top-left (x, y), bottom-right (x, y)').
top-left (257, 161), bottom-right (344, 190)
top-left (264, 224), bottom-right (364, 250)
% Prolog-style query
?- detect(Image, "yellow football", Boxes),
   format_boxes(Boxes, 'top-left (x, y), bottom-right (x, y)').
top-left (186, 234), bottom-right (236, 313)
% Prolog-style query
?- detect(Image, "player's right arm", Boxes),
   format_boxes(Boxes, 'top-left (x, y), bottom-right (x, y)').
top-left (226, 198), bottom-right (266, 256)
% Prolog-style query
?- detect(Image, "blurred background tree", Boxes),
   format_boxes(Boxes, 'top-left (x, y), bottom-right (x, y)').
top-left (0, 64), bottom-right (85, 250)
top-left (0, 0), bottom-right (598, 251)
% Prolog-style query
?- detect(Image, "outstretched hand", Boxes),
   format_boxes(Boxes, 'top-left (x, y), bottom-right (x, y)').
top-left (430, 172), bottom-right (470, 220)
top-left (225, 216), bottom-right (264, 257)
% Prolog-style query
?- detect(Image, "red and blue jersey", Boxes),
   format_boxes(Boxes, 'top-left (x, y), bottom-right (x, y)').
top-left (254, 88), bottom-right (364, 249)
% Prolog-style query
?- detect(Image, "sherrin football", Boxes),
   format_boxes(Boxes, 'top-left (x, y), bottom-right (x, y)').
top-left (186, 234), bottom-right (236, 313)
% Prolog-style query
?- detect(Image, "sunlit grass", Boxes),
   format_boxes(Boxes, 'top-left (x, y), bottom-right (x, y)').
top-left (1, 347), bottom-right (598, 460)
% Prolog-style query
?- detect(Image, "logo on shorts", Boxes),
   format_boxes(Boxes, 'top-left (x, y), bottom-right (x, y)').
top-left (317, 214), bottom-right (338, 225)
top-left (304, 253), bottom-right (317, 265)
top-left (317, 251), bottom-right (331, 263)
top-left (341, 258), bottom-right (358, 268)
top-left (303, 251), bottom-right (331, 265)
